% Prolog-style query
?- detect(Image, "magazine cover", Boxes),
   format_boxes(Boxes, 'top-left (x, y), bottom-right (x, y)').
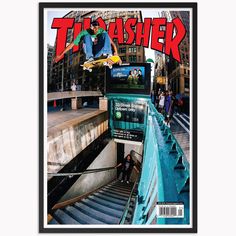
top-left (39, 2), bottom-right (197, 233)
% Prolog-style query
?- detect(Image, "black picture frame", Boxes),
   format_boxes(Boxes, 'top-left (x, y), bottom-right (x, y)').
top-left (39, 2), bottom-right (197, 233)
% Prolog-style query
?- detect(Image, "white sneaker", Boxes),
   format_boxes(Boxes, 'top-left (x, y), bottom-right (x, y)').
top-left (85, 57), bottom-right (94, 63)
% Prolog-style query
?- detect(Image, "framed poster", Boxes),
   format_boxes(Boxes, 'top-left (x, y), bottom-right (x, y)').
top-left (39, 2), bottom-right (197, 233)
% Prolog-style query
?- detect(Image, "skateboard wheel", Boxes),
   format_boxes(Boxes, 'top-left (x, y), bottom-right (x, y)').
top-left (83, 67), bottom-right (86, 70)
top-left (109, 65), bottom-right (113, 69)
top-left (89, 68), bottom-right (92, 72)
top-left (103, 62), bottom-right (108, 66)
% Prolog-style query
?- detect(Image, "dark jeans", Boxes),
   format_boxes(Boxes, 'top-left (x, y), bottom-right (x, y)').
top-left (122, 169), bottom-right (132, 181)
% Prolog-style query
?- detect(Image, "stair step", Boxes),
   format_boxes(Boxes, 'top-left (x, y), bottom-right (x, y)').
top-left (53, 209), bottom-right (80, 224)
top-left (88, 195), bottom-right (125, 211)
top-left (74, 202), bottom-right (120, 224)
top-left (113, 182), bottom-right (133, 189)
top-left (65, 205), bottom-right (105, 224)
top-left (109, 181), bottom-right (132, 188)
top-left (93, 192), bottom-right (127, 205)
top-left (106, 185), bottom-right (131, 194)
top-left (81, 198), bottom-right (123, 218)
top-left (98, 189), bottom-right (129, 201)
top-left (102, 187), bottom-right (130, 197)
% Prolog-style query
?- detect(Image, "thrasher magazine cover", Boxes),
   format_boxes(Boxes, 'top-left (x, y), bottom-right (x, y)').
top-left (39, 2), bottom-right (197, 233)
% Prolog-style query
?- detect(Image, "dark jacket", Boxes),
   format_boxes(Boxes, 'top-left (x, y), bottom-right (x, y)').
top-left (122, 156), bottom-right (135, 172)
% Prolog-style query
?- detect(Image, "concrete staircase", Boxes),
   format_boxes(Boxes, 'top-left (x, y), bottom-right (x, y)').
top-left (49, 180), bottom-right (136, 224)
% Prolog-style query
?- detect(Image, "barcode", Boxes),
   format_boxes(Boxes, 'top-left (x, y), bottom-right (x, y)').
top-left (157, 204), bottom-right (184, 218)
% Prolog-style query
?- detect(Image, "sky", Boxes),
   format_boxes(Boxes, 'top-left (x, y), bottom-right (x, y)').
top-left (47, 10), bottom-right (68, 46)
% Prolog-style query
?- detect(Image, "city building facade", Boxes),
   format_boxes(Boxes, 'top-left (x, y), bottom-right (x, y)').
top-left (47, 44), bottom-right (54, 92)
top-left (167, 11), bottom-right (190, 96)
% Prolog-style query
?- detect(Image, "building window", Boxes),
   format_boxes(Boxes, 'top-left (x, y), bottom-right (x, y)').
top-left (184, 77), bottom-right (189, 89)
top-left (120, 56), bottom-right (126, 61)
top-left (119, 47), bottom-right (126, 54)
top-left (129, 55), bottom-right (137, 62)
top-left (128, 47), bottom-right (137, 53)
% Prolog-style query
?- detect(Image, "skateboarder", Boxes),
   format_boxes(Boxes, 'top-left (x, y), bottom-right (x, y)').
top-left (54, 20), bottom-right (118, 63)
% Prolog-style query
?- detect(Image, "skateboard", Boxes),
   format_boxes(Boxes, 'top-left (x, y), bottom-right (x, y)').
top-left (81, 55), bottom-right (122, 72)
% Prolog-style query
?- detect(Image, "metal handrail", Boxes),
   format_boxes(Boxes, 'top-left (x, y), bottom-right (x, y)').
top-left (119, 177), bottom-right (139, 224)
top-left (130, 149), bottom-right (143, 157)
top-left (47, 166), bottom-right (116, 177)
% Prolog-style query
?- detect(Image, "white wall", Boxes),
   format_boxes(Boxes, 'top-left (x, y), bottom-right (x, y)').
top-left (124, 143), bottom-right (143, 163)
top-left (58, 140), bottom-right (117, 202)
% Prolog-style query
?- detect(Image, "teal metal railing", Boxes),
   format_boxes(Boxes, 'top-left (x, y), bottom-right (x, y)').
top-left (132, 101), bottom-right (190, 225)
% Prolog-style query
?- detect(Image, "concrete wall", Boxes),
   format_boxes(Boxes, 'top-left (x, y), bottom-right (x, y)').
top-left (124, 143), bottom-right (143, 163)
top-left (47, 111), bottom-right (108, 176)
top-left (58, 140), bottom-right (117, 203)
top-left (47, 91), bottom-right (102, 101)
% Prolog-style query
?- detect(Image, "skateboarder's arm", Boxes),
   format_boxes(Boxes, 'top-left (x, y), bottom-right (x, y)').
top-left (54, 30), bottom-right (88, 63)
top-left (53, 42), bottom-right (74, 63)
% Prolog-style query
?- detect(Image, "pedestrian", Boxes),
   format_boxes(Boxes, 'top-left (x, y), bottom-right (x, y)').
top-left (177, 96), bottom-right (184, 114)
top-left (164, 90), bottom-right (175, 128)
top-left (54, 20), bottom-right (118, 64)
top-left (155, 88), bottom-right (161, 108)
top-left (76, 84), bottom-right (81, 91)
top-left (151, 90), bottom-right (155, 104)
top-left (116, 154), bottom-right (138, 184)
top-left (71, 82), bottom-right (77, 91)
top-left (158, 91), bottom-right (165, 113)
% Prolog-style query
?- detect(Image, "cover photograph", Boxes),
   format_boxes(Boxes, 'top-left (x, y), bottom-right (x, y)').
top-left (39, 2), bottom-right (197, 233)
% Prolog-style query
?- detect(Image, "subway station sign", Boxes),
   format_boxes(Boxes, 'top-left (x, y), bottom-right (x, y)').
top-left (113, 99), bottom-right (146, 124)
top-left (113, 129), bottom-right (144, 142)
top-left (110, 98), bottom-right (148, 142)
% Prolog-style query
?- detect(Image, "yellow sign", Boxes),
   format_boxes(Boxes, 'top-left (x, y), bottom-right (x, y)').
top-left (156, 76), bottom-right (166, 85)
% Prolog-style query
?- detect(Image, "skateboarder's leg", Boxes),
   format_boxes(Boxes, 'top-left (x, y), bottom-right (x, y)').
top-left (94, 32), bottom-right (112, 58)
top-left (101, 32), bottom-right (112, 55)
top-left (83, 35), bottom-right (94, 60)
